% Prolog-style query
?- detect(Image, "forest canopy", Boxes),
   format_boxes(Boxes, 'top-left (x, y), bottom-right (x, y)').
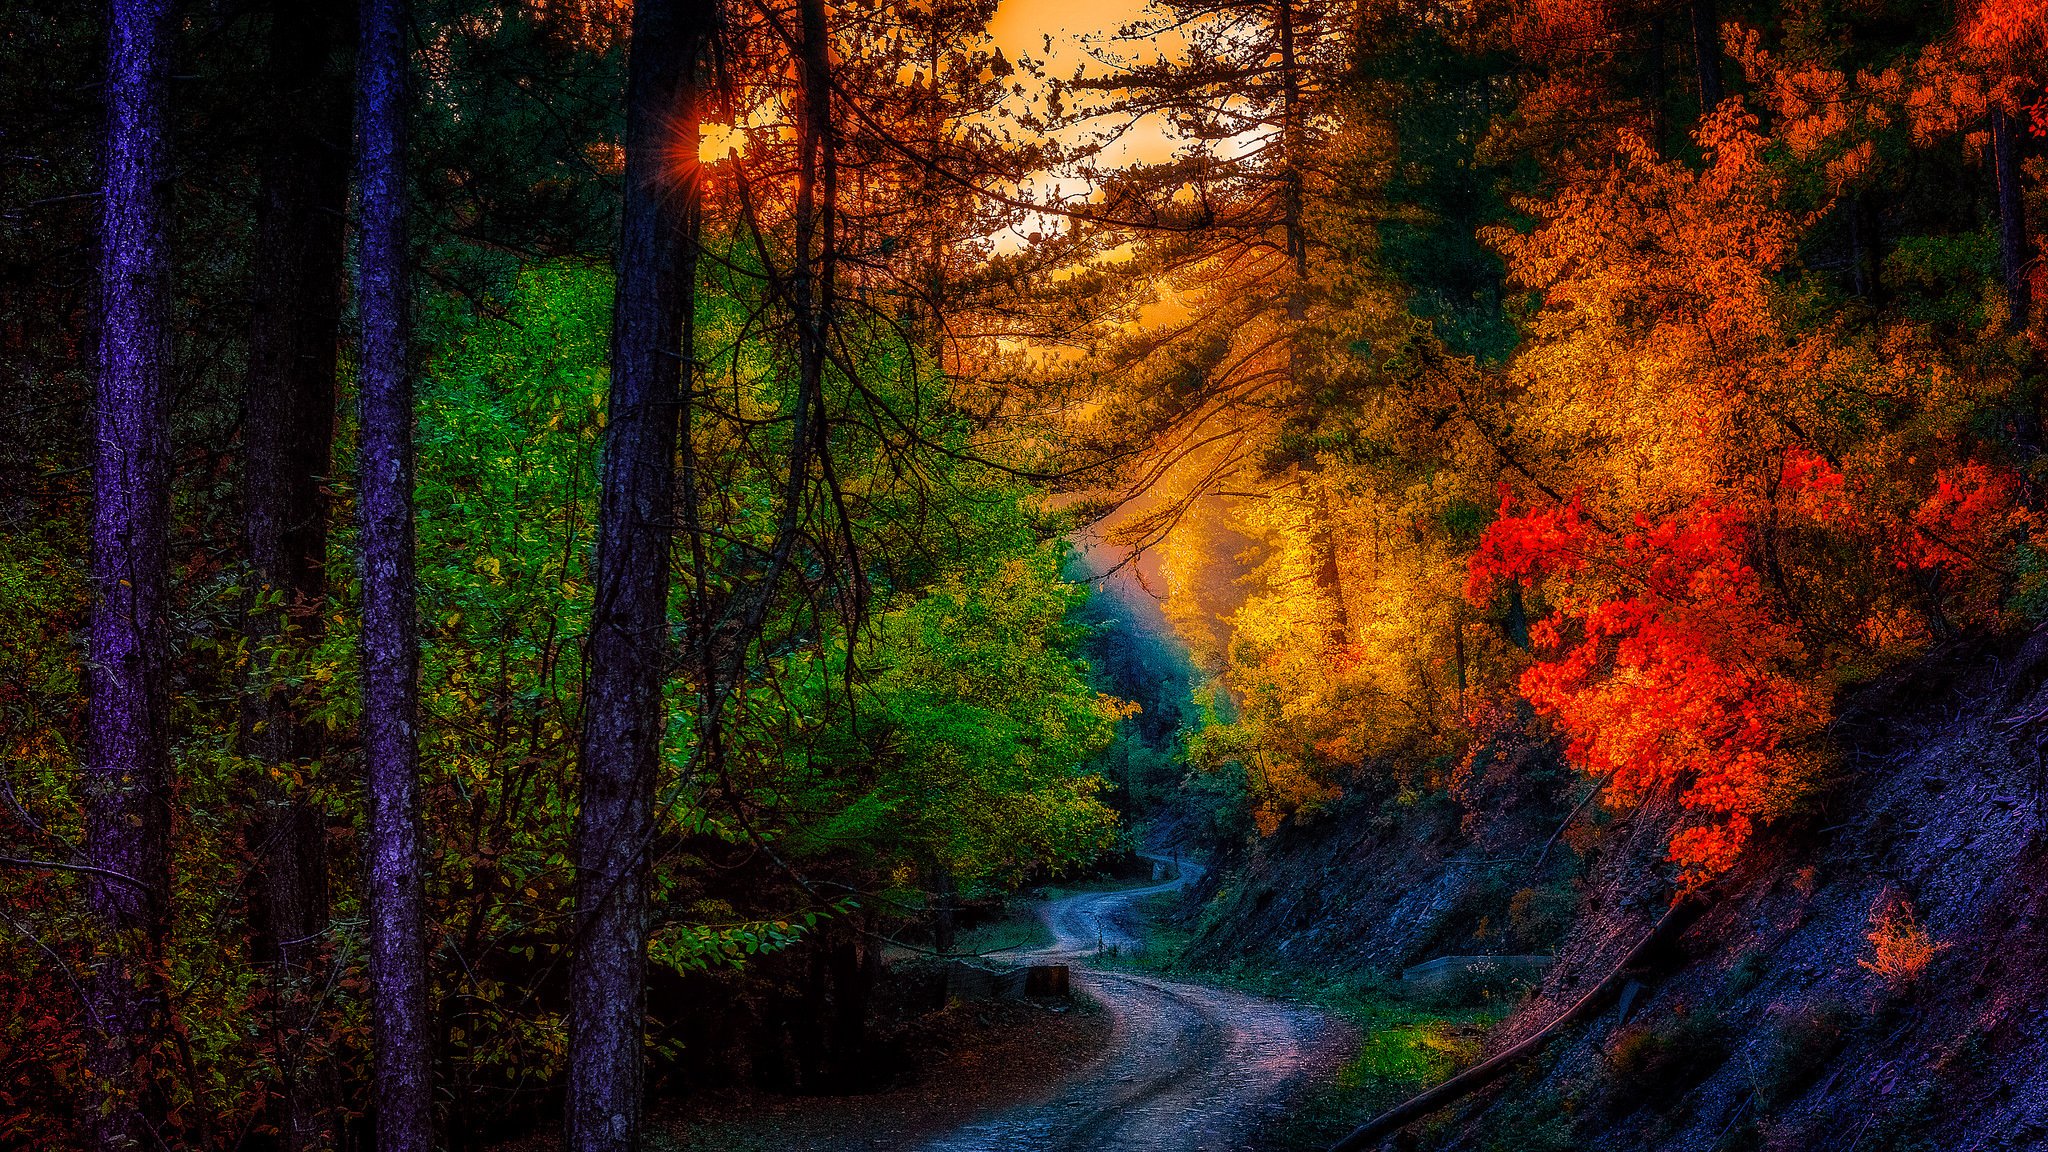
top-left (0, 0), bottom-right (2041, 1147)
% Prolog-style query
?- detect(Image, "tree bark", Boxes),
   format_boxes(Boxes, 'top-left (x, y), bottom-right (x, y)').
top-left (1309, 490), bottom-right (1351, 646)
top-left (827, 930), bottom-right (877, 1092)
top-left (87, 2), bottom-right (177, 1147)
top-left (931, 867), bottom-right (957, 954)
top-left (1992, 105), bottom-right (2030, 331)
top-left (1690, 0), bottom-right (1724, 114)
top-left (1276, 0), bottom-right (1308, 292)
top-left (242, 2), bottom-right (352, 1146)
top-left (566, 1), bottom-right (709, 1148)
top-left (355, 0), bottom-right (433, 1147)
top-left (1847, 189), bottom-right (1881, 303)
top-left (1646, 12), bottom-right (1667, 149)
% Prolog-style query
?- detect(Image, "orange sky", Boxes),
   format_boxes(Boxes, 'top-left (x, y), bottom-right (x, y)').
top-left (982, 0), bottom-right (1187, 249)
top-left (999, 0), bottom-right (1186, 165)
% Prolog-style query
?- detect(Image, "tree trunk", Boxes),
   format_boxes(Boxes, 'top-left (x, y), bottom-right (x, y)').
top-left (1646, 12), bottom-right (1667, 149)
top-left (566, 1), bottom-right (708, 1148)
top-left (828, 931), bottom-right (877, 1092)
top-left (86, 2), bottom-right (177, 1147)
top-left (1992, 105), bottom-right (2030, 331)
top-left (1503, 584), bottom-right (1531, 651)
top-left (931, 867), bottom-right (957, 954)
top-left (242, 3), bottom-right (352, 1146)
top-left (1309, 490), bottom-right (1351, 646)
top-left (355, 0), bottom-right (433, 1147)
top-left (1276, 0), bottom-right (1308, 292)
top-left (1847, 189), bottom-right (1881, 303)
top-left (1689, 0), bottom-right (1724, 114)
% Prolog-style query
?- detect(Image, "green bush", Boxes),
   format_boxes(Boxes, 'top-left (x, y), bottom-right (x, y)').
top-left (1602, 1005), bottom-right (1731, 1114)
top-left (1756, 1004), bottom-right (1856, 1109)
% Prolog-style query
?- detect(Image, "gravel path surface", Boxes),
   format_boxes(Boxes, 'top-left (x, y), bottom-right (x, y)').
top-left (920, 859), bottom-right (1354, 1152)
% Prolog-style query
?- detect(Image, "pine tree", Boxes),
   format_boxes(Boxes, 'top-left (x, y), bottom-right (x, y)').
top-left (567, 1), bottom-right (712, 1147)
top-left (355, 0), bottom-right (433, 1145)
top-left (85, 1), bottom-right (176, 1146)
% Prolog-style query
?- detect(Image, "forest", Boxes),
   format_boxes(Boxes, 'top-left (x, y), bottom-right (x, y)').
top-left (0, 0), bottom-right (2043, 1149)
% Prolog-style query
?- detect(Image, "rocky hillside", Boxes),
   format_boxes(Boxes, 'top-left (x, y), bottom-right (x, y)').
top-left (1182, 627), bottom-right (2048, 1151)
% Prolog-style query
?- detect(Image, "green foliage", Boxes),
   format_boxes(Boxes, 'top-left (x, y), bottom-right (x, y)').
top-left (1505, 884), bottom-right (1577, 952)
top-left (1471, 1087), bottom-right (1581, 1152)
top-left (2007, 542), bottom-right (2048, 620)
top-left (1885, 233), bottom-right (2001, 328)
top-left (1724, 950), bottom-right (1772, 998)
top-left (1359, 32), bottom-right (1520, 362)
top-left (0, 514), bottom-right (85, 815)
top-left (1342, 1017), bottom-right (1481, 1089)
top-left (1601, 1006), bottom-right (1732, 1114)
top-left (1755, 1004), bottom-right (1857, 1109)
top-left (781, 547), bottom-right (1126, 898)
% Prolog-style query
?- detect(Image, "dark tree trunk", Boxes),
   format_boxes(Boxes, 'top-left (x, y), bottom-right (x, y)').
top-left (794, 951), bottom-right (829, 1092)
top-left (1276, 0), bottom-right (1307, 292)
top-left (355, 0), bottom-right (433, 1147)
top-left (1646, 12), bottom-right (1667, 149)
top-left (567, 1), bottom-right (709, 1148)
top-left (827, 932), bottom-right (877, 1092)
top-left (1847, 189), bottom-right (1881, 303)
top-left (242, 2), bottom-right (352, 1146)
top-left (1309, 491), bottom-right (1350, 646)
top-left (1992, 105), bottom-right (2030, 331)
top-left (86, 3), bottom-right (177, 1147)
top-left (1503, 584), bottom-right (1532, 651)
top-left (1690, 0), bottom-right (1724, 114)
top-left (931, 868), bottom-right (957, 954)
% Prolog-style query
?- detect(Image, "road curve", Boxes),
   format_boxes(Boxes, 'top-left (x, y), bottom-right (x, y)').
top-left (920, 858), bottom-right (1353, 1152)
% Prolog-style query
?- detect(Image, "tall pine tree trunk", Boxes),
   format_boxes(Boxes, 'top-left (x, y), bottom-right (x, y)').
top-left (567, 1), bottom-right (708, 1147)
top-left (1276, 0), bottom-right (1307, 293)
top-left (1690, 0), bottom-right (1724, 113)
top-left (242, 2), bottom-right (352, 1146)
top-left (87, 2), bottom-right (176, 1146)
top-left (1646, 12), bottom-right (1668, 148)
top-left (355, 0), bottom-right (432, 1146)
top-left (1847, 189), bottom-right (1880, 303)
top-left (1992, 105), bottom-right (2030, 331)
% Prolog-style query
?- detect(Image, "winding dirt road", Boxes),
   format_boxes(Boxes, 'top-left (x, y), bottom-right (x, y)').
top-left (920, 859), bottom-right (1354, 1152)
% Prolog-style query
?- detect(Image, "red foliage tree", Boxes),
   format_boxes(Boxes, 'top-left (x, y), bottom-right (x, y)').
top-left (1470, 492), bottom-right (1827, 882)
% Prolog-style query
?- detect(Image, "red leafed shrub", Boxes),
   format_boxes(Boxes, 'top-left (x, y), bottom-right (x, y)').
top-left (1465, 485), bottom-right (1589, 602)
top-left (1904, 462), bottom-right (2022, 569)
top-left (1779, 448), bottom-right (1853, 526)
top-left (1895, 462), bottom-right (2031, 623)
top-left (1469, 495), bottom-right (1826, 883)
top-left (0, 965), bottom-right (85, 1149)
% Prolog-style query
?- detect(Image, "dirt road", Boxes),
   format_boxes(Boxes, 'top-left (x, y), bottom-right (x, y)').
top-left (920, 859), bottom-right (1354, 1152)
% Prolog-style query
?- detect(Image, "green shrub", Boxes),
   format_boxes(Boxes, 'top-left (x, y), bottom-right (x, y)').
top-left (1757, 1004), bottom-right (1856, 1109)
top-left (1602, 1005), bottom-right (1731, 1114)
top-left (1724, 950), bottom-right (1770, 998)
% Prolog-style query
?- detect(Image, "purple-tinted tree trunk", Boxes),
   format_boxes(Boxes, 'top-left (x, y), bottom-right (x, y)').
top-left (242, 2), bottom-right (352, 1146)
top-left (355, 0), bottom-right (433, 1147)
top-left (86, 2), bottom-right (177, 1148)
top-left (1992, 106), bottom-right (2030, 331)
top-left (567, 1), bottom-right (708, 1148)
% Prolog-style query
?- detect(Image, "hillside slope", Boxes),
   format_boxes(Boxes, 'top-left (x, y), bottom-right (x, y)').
top-left (1182, 628), bottom-right (2048, 1151)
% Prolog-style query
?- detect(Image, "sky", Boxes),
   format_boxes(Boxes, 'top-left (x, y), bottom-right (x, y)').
top-left (983, 0), bottom-right (1189, 237)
